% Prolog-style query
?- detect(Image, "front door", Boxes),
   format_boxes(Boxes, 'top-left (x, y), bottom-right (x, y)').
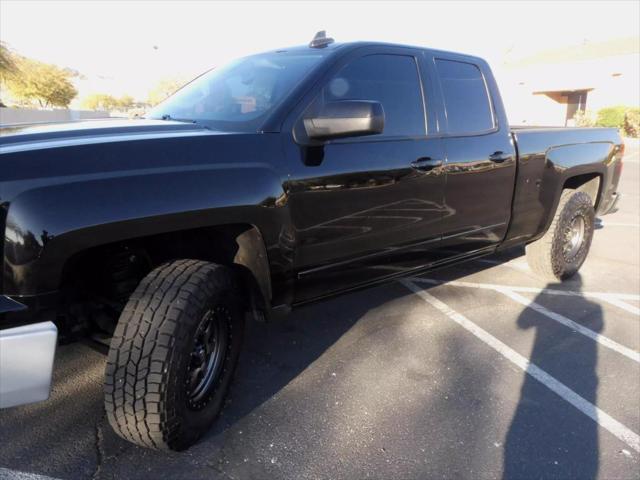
top-left (284, 50), bottom-right (447, 302)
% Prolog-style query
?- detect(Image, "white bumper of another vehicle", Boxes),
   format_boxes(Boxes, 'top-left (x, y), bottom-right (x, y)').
top-left (0, 321), bottom-right (57, 408)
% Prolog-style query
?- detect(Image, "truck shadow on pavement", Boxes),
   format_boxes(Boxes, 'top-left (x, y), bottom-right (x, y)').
top-left (207, 282), bottom-right (409, 432)
top-left (0, 257), bottom-right (604, 480)
top-left (504, 274), bottom-right (601, 480)
top-left (0, 281), bottom-right (417, 479)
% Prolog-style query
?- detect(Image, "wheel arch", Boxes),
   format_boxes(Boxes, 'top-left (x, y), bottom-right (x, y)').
top-left (57, 223), bottom-right (273, 319)
top-left (562, 173), bottom-right (601, 208)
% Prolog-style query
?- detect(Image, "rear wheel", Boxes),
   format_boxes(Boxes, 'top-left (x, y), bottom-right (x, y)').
top-left (104, 259), bottom-right (244, 450)
top-left (525, 190), bottom-right (595, 281)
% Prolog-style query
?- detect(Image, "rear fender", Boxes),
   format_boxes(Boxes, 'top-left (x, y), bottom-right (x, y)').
top-left (538, 142), bottom-right (612, 236)
top-left (502, 140), bottom-right (615, 248)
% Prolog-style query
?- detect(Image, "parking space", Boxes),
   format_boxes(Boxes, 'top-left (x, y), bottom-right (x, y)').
top-left (1, 141), bottom-right (639, 480)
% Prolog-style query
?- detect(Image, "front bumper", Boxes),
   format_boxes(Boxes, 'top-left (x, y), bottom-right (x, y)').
top-left (0, 319), bottom-right (58, 408)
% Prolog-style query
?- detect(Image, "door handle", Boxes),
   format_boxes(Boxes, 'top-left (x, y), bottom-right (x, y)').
top-left (411, 157), bottom-right (443, 172)
top-left (489, 151), bottom-right (512, 163)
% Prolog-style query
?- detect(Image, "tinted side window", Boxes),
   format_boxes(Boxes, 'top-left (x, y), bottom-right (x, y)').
top-left (435, 59), bottom-right (494, 134)
top-left (322, 54), bottom-right (425, 137)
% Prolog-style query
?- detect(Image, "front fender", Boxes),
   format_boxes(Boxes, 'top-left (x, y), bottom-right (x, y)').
top-left (3, 162), bottom-right (289, 297)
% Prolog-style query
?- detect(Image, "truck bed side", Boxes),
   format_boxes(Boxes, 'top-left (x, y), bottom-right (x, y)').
top-left (502, 127), bottom-right (624, 248)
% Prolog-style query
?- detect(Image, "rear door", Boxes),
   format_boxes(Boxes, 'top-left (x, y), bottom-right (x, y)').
top-left (283, 47), bottom-right (447, 302)
top-left (431, 56), bottom-right (517, 257)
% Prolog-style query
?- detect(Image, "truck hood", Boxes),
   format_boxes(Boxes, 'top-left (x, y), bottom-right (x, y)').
top-left (0, 118), bottom-right (222, 153)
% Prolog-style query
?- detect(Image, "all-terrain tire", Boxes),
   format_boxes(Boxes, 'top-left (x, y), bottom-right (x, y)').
top-left (104, 259), bottom-right (244, 451)
top-left (525, 190), bottom-right (595, 281)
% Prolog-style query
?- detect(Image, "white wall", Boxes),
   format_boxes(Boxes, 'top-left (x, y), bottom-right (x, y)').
top-left (0, 108), bottom-right (110, 126)
top-left (497, 53), bottom-right (640, 126)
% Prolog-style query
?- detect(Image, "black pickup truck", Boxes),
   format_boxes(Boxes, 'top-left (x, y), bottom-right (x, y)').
top-left (0, 34), bottom-right (624, 450)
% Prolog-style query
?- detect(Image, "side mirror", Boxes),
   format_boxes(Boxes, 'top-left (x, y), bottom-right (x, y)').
top-left (304, 100), bottom-right (384, 140)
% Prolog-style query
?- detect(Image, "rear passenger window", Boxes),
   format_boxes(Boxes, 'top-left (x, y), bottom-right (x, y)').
top-left (321, 54), bottom-right (426, 137)
top-left (435, 59), bottom-right (495, 134)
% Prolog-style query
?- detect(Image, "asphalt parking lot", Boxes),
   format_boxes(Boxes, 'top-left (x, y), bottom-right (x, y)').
top-left (1, 140), bottom-right (639, 480)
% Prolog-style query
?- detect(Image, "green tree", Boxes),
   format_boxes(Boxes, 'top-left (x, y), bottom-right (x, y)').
top-left (596, 106), bottom-right (627, 128)
top-left (572, 110), bottom-right (596, 127)
top-left (148, 77), bottom-right (184, 106)
top-left (4, 56), bottom-right (77, 108)
top-left (117, 94), bottom-right (135, 110)
top-left (81, 93), bottom-right (136, 111)
top-left (623, 109), bottom-right (640, 138)
top-left (81, 93), bottom-right (120, 111)
top-left (0, 42), bottom-right (18, 81)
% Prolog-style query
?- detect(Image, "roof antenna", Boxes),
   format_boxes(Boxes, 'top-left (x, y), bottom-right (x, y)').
top-left (309, 31), bottom-right (334, 48)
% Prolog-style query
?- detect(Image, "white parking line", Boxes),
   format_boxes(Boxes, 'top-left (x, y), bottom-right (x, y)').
top-left (412, 277), bottom-right (640, 310)
top-left (412, 277), bottom-right (640, 362)
top-left (599, 296), bottom-right (640, 316)
top-left (401, 279), bottom-right (640, 453)
top-left (496, 288), bottom-right (640, 363)
top-left (0, 468), bottom-right (61, 480)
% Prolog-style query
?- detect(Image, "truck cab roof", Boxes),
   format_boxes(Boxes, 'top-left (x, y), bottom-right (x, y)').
top-left (263, 39), bottom-right (486, 66)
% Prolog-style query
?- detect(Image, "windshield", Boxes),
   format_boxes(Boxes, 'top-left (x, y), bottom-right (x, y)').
top-left (147, 52), bottom-right (325, 131)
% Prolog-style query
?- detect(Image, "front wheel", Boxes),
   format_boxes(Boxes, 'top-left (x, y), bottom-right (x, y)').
top-left (525, 190), bottom-right (595, 281)
top-left (104, 259), bottom-right (244, 450)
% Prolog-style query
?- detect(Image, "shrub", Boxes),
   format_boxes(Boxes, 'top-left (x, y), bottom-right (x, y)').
top-left (623, 109), bottom-right (640, 138)
top-left (596, 106), bottom-right (627, 128)
top-left (572, 110), bottom-right (596, 127)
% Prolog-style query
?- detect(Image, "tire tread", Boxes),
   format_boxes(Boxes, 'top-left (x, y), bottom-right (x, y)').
top-left (526, 190), bottom-right (594, 281)
top-left (104, 259), bottom-right (232, 450)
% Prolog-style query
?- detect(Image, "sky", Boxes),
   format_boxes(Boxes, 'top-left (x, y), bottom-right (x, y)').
top-left (1, 0), bottom-right (639, 101)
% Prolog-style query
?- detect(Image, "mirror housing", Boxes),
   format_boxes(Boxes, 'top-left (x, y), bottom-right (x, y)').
top-left (304, 101), bottom-right (384, 140)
